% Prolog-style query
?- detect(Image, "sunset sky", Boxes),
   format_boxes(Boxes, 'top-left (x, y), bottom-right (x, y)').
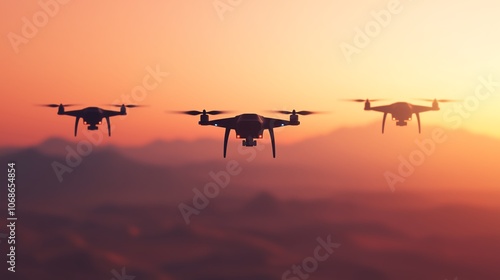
top-left (2, 0), bottom-right (500, 146)
top-left (3, 2), bottom-right (500, 279)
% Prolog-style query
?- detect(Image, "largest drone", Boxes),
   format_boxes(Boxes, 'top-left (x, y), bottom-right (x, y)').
top-left (178, 110), bottom-right (319, 158)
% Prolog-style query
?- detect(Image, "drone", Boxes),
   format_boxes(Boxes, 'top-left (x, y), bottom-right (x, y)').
top-left (178, 110), bottom-right (319, 158)
top-left (41, 103), bottom-right (143, 136)
top-left (347, 99), bottom-right (455, 133)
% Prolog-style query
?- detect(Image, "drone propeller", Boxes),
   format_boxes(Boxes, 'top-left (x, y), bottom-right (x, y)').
top-left (342, 99), bottom-right (385, 103)
top-left (417, 98), bottom-right (459, 103)
top-left (273, 110), bottom-right (322, 116)
top-left (108, 104), bottom-right (147, 108)
top-left (39, 103), bottom-right (78, 108)
top-left (175, 110), bottom-right (229, 116)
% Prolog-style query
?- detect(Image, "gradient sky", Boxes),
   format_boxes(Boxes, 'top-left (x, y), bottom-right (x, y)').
top-left (2, 0), bottom-right (500, 146)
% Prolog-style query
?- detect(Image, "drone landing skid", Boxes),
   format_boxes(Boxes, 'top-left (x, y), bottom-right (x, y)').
top-left (74, 116), bottom-right (80, 137)
top-left (223, 128), bottom-right (230, 158)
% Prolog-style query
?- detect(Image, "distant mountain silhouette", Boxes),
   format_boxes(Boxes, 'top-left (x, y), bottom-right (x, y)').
top-left (0, 147), bottom-right (217, 212)
top-left (36, 137), bottom-right (81, 156)
top-left (121, 138), bottom-right (223, 166)
top-left (2, 123), bottom-right (500, 279)
top-left (242, 191), bottom-right (280, 214)
top-left (2, 122), bottom-right (500, 211)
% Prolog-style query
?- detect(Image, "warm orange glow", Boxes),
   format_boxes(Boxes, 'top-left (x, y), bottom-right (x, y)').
top-left (1, 1), bottom-right (500, 148)
top-left (3, 3), bottom-right (500, 279)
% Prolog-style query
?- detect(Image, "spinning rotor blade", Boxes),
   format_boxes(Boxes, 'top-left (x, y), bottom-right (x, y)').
top-left (295, 110), bottom-right (320, 115)
top-left (206, 110), bottom-right (228, 115)
top-left (40, 104), bottom-right (60, 108)
top-left (435, 99), bottom-right (459, 103)
top-left (342, 99), bottom-right (384, 103)
top-left (344, 99), bottom-right (366, 103)
top-left (174, 110), bottom-right (229, 116)
top-left (271, 110), bottom-right (323, 115)
top-left (274, 110), bottom-right (294, 115)
top-left (417, 99), bottom-right (459, 103)
top-left (39, 103), bottom-right (78, 108)
top-left (173, 110), bottom-right (203, 115)
top-left (108, 104), bottom-right (147, 108)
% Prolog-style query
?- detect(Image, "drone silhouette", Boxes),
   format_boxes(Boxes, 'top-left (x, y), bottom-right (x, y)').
top-left (347, 99), bottom-right (455, 133)
top-left (41, 103), bottom-right (143, 136)
top-left (178, 110), bottom-right (319, 158)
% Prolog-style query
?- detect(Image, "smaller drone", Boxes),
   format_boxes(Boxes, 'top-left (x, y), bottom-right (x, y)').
top-left (346, 99), bottom-right (455, 133)
top-left (41, 103), bottom-right (144, 136)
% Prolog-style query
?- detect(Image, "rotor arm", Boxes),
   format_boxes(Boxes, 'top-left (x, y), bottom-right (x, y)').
top-left (264, 118), bottom-right (290, 129)
top-left (63, 110), bottom-right (83, 117)
top-left (206, 117), bottom-right (237, 128)
top-left (412, 105), bottom-right (434, 114)
top-left (101, 110), bottom-right (123, 117)
top-left (369, 105), bottom-right (392, 113)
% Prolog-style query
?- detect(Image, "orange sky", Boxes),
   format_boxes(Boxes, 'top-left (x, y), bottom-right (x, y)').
top-left (2, 0), bottom-right (500, 147)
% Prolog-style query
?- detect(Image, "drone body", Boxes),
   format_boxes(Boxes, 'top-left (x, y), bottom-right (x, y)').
top-left (42, 104), bottom-right (141, 136)
top-left (181, 110), bottom-right (315, 158)
top-left (349, 99), bottom-right (453, 133)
